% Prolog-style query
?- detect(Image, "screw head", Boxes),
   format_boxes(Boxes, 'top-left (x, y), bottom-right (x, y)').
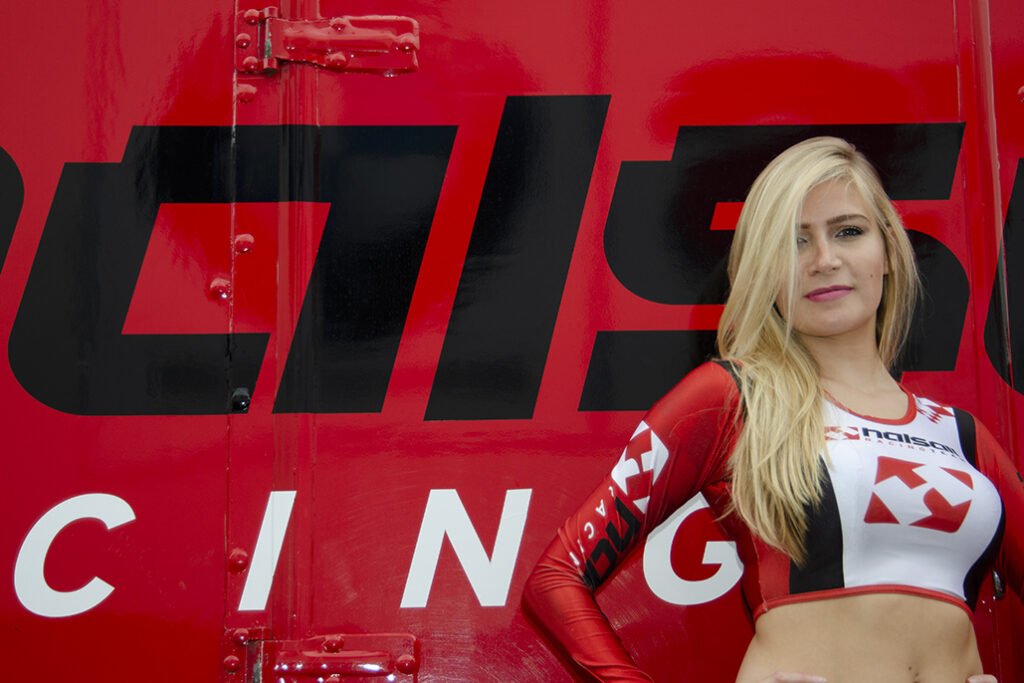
top-left (223, 655), bottom-right (241, 672)
top-left (322, 636), bottom-right (343, 652)
top-left (234, 233), bottom-right (255, 253)
top-left (236, 85), bottom-right (257, 103)
top-left (325, 53), bottom-right (348, 70)
top-left (228, 548), bottom-right (250, 572)
top-left (396, 655), bottom-right (418, 674)
top-left (208, 277), bottom-right (230, 300)
top-left (323, 52), bottom-right (348, 69)
top-left (231, 388), bottom-right (251, 414)
top-left (243, 56), bottom-right (260, 72)
top-left (235, 32), bottom-right (252, 48)
top-left (232, 628), bottom-right (250, 646)
top-left (329, 17), bottom-right (346, 32)
top-left (243, 9), bottom-right (261, 24)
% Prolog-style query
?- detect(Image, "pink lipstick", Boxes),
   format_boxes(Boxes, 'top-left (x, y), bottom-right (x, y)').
top-left (805, 285), bottom-right (852, 302)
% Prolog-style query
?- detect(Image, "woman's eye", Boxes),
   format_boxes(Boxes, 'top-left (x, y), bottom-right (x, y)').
top-left (837, 226), bottom-right (863, 238)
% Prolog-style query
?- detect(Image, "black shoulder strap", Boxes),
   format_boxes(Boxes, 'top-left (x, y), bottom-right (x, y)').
top-left (952, 407), bottom-right (978, 467)
top-left (711, 358), bottom-right (742, 390)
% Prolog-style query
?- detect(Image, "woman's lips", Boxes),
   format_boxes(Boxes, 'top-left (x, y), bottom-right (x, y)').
top-left (805, 286), bottom-right (852, 302)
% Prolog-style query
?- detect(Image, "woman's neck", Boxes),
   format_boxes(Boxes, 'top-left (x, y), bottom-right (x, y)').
top-left (798, 331), bottom-right (897, 394)
top-left (798, 330), bottom-right (908, 419)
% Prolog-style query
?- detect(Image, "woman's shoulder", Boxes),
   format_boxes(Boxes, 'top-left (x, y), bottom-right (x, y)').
top-left (649, 359), bottom-right (742, 418)
top-left (899, 387), bottom-right (1009, 466)
top-left (902, 387), bottom-right (978, 428)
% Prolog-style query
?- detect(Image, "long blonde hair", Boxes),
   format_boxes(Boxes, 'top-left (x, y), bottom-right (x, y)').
top-left (717, 137), bottom-right (920, 563)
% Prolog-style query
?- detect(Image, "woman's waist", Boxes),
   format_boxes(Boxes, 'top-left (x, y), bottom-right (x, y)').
top-left (737, 592), bottom-right (982, 683)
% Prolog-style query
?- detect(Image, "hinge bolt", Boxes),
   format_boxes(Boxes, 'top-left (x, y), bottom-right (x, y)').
top-left (231, 628), bottom-right (250, 646)
top-left (325, 53), bottom-right (348, 70)
top-left (323, 637), bottom-right (344, 652)
top-left (228, 548), bottom-right (250, 572)
top-left (236, 32), bottom-right (252, 48)
top-left (236, 85), bottom-right (257, 103)
top-left (223, 655), bottom-right (241, 672)
top-left (242, 56), bottom-right (260, 72)
top-left (329, 17), bottom-right (346, 32)
top-left (243, 9), bottom-right (261, 25)
top-left (396, 654), bottom-right (418, 674)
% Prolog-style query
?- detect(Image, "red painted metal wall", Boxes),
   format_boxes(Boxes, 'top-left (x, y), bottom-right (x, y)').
top-left (1, 1), bottom-right (1022, 680)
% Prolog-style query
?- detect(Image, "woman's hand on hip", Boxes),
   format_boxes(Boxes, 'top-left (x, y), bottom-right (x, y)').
top-left (966, 676), bottom-right (997, 683)
top-left (757, 674), bottom-right (827, 683)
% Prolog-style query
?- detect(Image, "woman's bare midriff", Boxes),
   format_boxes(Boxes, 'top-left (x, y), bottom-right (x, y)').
top-left (734, 593), bottom-right (983, 683)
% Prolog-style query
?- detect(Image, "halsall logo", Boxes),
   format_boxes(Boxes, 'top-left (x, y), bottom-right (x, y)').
top-left (825, 426), bottom-right (861, 441)
top-left (864, 455), bottom-right (974, 533)
top-left (860, 427), bottom-right (960, 457)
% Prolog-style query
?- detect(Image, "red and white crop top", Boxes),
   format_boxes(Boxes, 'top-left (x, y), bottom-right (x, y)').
top-left (522, 361), bottom-right (1024, 682)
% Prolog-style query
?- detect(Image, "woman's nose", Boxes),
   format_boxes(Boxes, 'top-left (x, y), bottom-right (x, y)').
top-left (810, 239), bottom-right (841, 272)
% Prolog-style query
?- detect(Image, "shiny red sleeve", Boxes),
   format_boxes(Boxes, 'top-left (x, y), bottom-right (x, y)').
top-left (974, 418), bottom-right (1024, 601)
top-left (522, 361), bottom-right (741, 681)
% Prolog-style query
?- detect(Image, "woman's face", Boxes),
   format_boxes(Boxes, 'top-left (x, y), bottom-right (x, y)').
top-left (775, 179), bottom-right (889, 346)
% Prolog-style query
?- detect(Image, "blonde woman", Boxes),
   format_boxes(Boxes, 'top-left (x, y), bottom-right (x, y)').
top-left (523, 137), bottom-right (1022, 682)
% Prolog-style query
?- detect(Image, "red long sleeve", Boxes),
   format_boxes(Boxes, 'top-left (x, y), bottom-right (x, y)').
top-left (522, 362), bottom-right (740, 681)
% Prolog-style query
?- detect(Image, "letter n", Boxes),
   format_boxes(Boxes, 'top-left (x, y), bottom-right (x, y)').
top-left (400, 489), bottom-right (531, 608)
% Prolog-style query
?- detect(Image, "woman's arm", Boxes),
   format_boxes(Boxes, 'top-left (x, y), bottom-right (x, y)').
top-left (974, 418), bottom-right (1024, 601)
top-left (522, 362), bottom-right (741, 681)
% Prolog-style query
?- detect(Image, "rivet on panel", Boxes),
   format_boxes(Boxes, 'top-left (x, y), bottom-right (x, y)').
top-left (243, 56), bottom-right (260, 72)
top-left (209, 277), bottom-right (231, 300)
top-left (223, 655), bottom-right (241, 673)
top-left (232, 628), bottom-right (250, 646)
top-left (231, 388), bottom-right (251, 414)
top-left (322, 637), bottom-right (343, 652)
top-left (395, 38), bottom-right (414, 54)
top-left (396, 655), bottom-right (418, 674)
top-left (228, 548), bottom-right (250, 572)
top-left (325, 53), bottom-right (348, 70)
top-left (234, 233), bottom-right (255, 253)
top-left (243, 9), bottom-right (261, 24)
top-left (236, 32), bottom-right (252, 48)
top-left (236, 85), bottom-right (257, 104)
top-left (329, 17), bottom-right (346, 32)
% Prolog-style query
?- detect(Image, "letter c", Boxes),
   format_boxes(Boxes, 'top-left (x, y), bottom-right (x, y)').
top-left (14, 494), bottom-right (136, 618)
top-left (642, 493), bottom-right (743, 605)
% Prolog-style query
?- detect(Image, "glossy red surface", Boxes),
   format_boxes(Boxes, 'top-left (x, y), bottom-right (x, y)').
top-left (1, 1), bottom-right (1022, 681)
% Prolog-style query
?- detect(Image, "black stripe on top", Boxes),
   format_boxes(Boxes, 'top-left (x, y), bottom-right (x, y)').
top-left (790, 462), bottom-right (845, 594)
top-left (953, 408), bottom-right (1004, 609)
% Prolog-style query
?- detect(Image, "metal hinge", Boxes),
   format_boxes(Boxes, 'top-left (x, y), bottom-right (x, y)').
top-left (235, 7), bottom-right (419, 75)
top-left (222, 630), bottom-right (420, 682)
